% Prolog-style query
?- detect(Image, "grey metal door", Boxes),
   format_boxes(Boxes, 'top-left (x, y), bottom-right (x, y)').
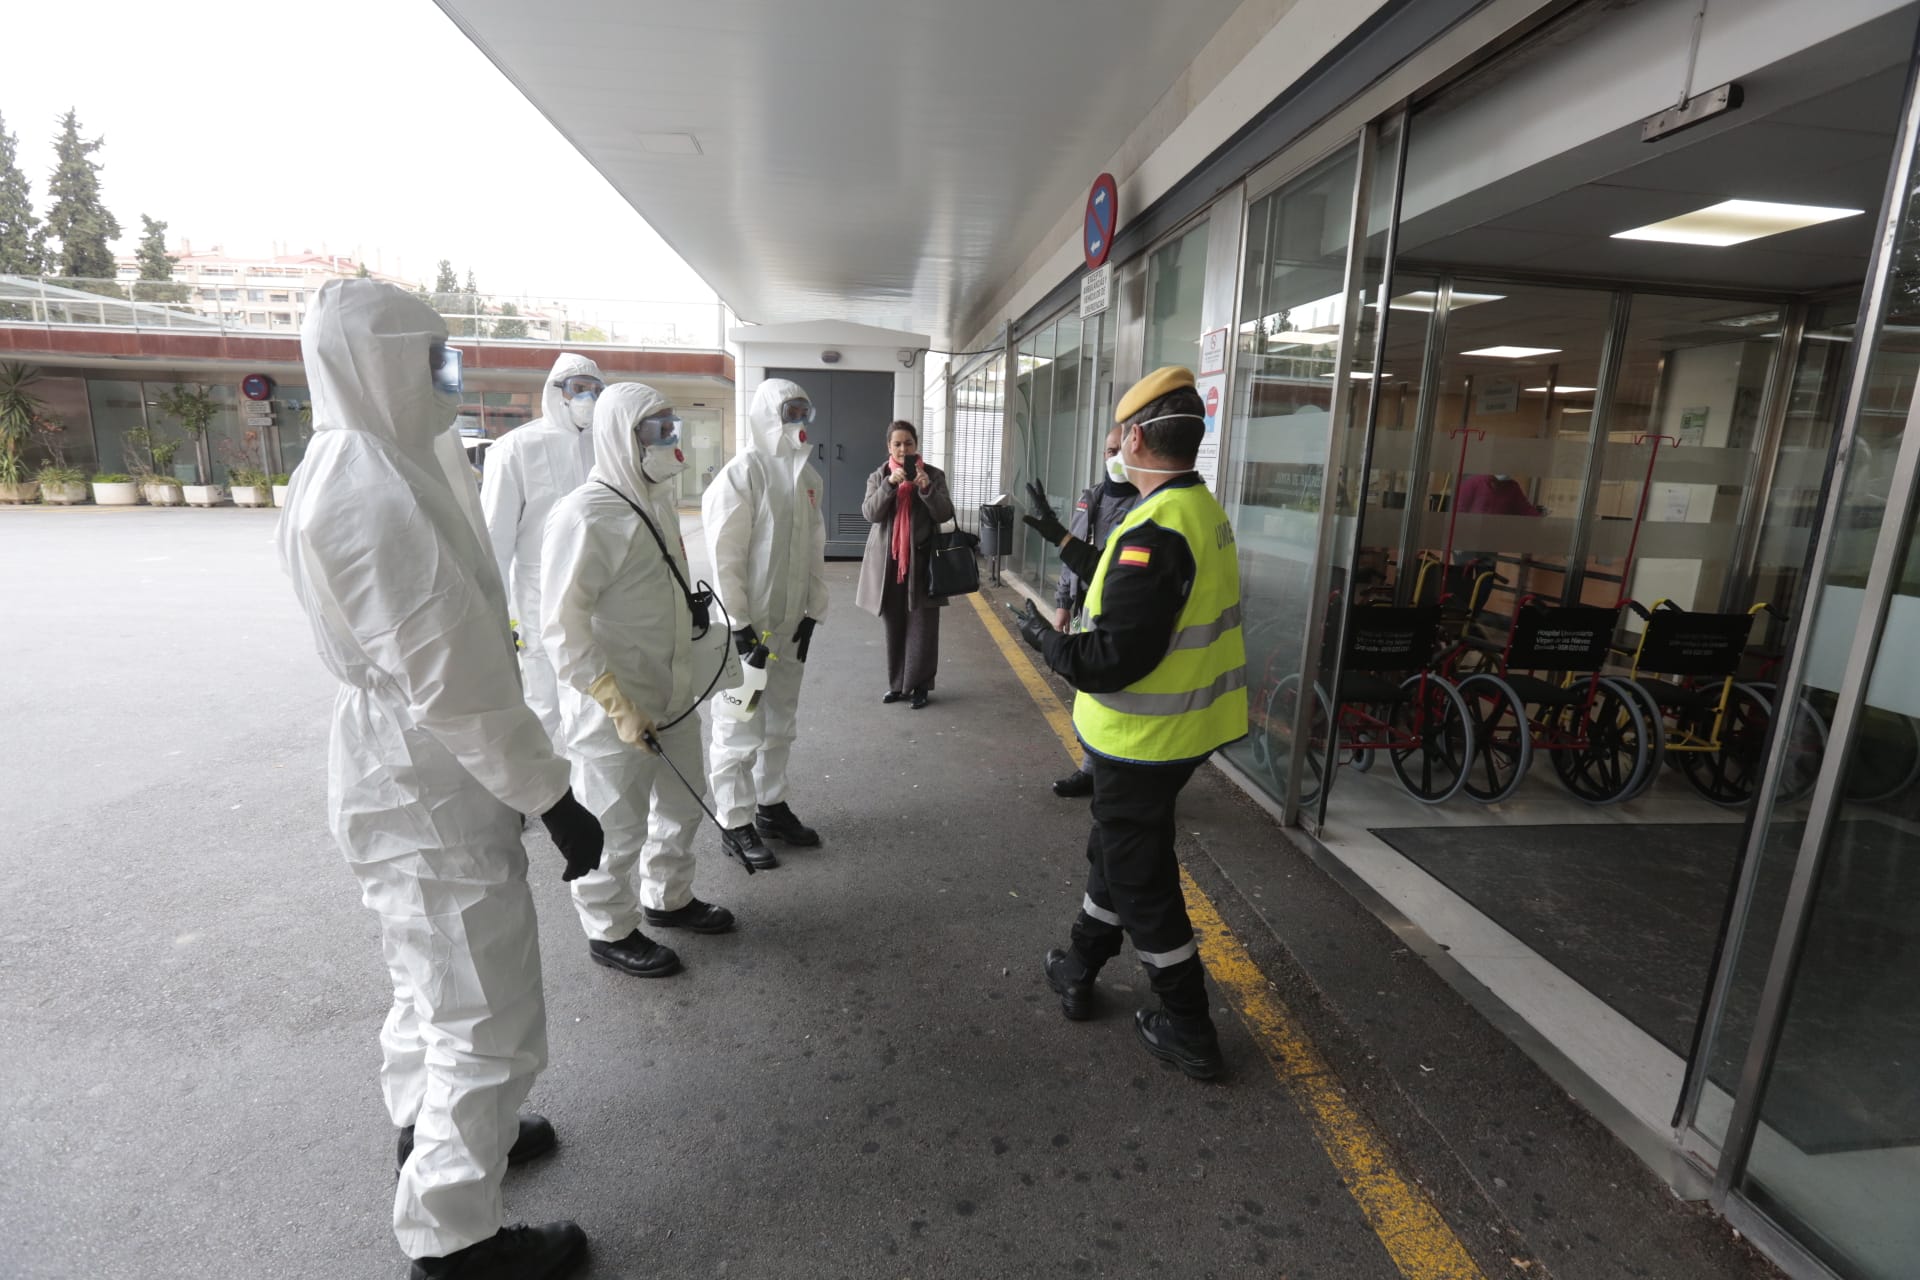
top-left (769, 367), bottom-right (894, 557)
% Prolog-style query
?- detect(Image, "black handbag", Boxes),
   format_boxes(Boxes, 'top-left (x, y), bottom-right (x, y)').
top-left (927, 526), bottom-right (982, 599)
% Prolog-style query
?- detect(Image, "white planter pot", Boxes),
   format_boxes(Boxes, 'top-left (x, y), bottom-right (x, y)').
top-left (232, 485), bottom-right (270, 508)
top-left (0, 481), bottom-right (39, 505)
top-left (42, 481), bottom-right (88, 505)
top-left (142, 483), bottom-right (185, 507)
top-left (271, 484), bottom-right (290, 507)
top-left (92, 482), bottom-right (141, 506)
top-left (183, 484), bottom-right (225, 508)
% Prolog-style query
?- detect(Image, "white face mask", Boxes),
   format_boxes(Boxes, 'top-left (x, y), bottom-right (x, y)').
top-left (642, 442), bottom-right (687, 483)
top-left (1105, 454), bottom-right (1129, 484)
top-left (1118, 414), bottom-right (1205, 476)
top-left (567, 394), bottom-right (596, 428)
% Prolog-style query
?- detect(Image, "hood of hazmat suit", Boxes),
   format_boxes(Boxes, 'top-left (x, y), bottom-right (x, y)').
top-left (700, 377), bottom-right (830, 641)
top-left (277, 278), bottom-right (571, 818)
top-left (540, 381), bottom-right (707, 759)
top-left (480, 351), bottom-right (602, 631)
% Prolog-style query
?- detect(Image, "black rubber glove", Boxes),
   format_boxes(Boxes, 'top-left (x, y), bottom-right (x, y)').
top-left (794, 616), bottom-right (817, 663)
top-left (1010, 599), bottom-right (1054, 653)
top-left (539, 788), bottom-right (604, 882)
top-left (1021, 480), bottom-right (1069, 546)
top-left (733, 626), bottom-right (758, 658)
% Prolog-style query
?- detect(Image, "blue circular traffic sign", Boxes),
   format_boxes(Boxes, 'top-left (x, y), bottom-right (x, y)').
top-left (1084, 173), bottom-right (1118, 269)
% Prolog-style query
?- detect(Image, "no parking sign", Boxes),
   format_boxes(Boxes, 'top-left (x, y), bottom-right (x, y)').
top-left (1084, 174), bottom-right (1118, 269)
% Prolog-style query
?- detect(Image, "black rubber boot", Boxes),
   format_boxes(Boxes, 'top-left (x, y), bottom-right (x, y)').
top-left (397, 1112), bottom-right (556, 1175)
top-left (721, 823), bottom-right (779, 870)
top-left (1043, 948), bottom-right (1094, 1021)
top-left (1133, 1009), bottom-right (1224, 1081)
top-left (587, 929), bottom-right (682, 978)
top-left (643, 898), bottom-right (736, 933)
top-left (1051, 770), bottom-right (1093, 798)
top-left (408, 1221), bottom-right (587, 1279)
top-left (755, 801), bottom-right (820, 847)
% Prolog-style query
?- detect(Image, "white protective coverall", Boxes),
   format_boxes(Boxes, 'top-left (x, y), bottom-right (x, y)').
top-left (480, 352), bottom-right (602, 743)
top-left (543, 382), bottom-right (721, 932)
top-left (276, 280), bottom-right (571, 1260)
top-left (702, 378), bottom-right (830, 830)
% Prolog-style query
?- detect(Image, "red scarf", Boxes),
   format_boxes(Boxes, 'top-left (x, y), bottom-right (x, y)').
top-left (889, 458), bottom-right (915, 582)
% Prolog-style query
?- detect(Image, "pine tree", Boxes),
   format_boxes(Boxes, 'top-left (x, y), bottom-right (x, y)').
top-left (135, 216), bottom-right (174, 278)
top-left (495, 301), bottom-right (528, 340)
top-left (433, 259), bottom-right (458, 293)
top-left (43, 110), bottom-right (121, 288)
top-left (133, 215), bottom-right (187, 303)
top-left (0, 111), bottom-right (44, 275)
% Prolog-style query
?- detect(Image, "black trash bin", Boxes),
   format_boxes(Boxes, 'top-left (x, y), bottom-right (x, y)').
top-left (978, 502), bottom-right (1015, 558)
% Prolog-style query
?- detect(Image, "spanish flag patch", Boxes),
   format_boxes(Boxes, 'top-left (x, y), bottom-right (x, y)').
top-left (1116, 545), bottom-right (1152, 568)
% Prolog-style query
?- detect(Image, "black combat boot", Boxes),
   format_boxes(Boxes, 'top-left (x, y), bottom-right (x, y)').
top-left (408, 1221), bottom-right (587, 1279)
top-left (755, 801), bottom-right (820, 847)
top-left (587, 929), bottom-right (681, 978)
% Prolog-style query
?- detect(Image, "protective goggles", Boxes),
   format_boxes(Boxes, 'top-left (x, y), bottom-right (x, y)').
top-left (636, 410), bottom-right (683, 447)
top-left (779, 399), bottom-right (815, 426)
top-left (429, 343), bottom-right (463, 397)
top-left (556, 375), bottom-right (605, 398)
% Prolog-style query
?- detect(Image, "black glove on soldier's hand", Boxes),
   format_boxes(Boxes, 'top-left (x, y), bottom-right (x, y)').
top-left (733, 626), bottom-right (758, 658)
top-left (1020, 480), bottom-right (1070, 546)
top-left (794, 617), bottom-right (817, 663)
top-left (540, 788), bottom-right (605, 882)
top-left (1011, 600), bottom-right (1054, 653)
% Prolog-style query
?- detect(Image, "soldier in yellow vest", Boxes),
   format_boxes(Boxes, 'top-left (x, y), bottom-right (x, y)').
top-left (1014, 366), bottom-right (1247, 1080)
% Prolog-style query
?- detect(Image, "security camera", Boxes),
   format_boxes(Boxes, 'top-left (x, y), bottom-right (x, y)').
top-left (897, 348), bottom-right (917, 368)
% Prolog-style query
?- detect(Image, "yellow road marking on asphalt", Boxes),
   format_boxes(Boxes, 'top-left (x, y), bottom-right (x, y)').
top-left (967, 589), bottom-right (1487, 1280)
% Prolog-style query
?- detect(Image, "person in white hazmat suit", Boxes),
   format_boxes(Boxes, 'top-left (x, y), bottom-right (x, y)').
top-left (276, 279), bottom-right (601, 1280)
top-left (480, 353), bottom-right (605, 744)
top-left (543, 381), bottom-right (739, 979)
top-left (702, 378), bottom-right (830, 871)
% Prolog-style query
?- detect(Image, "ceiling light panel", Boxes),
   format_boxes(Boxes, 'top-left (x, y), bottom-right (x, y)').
top-left (1386, 290), bottom-right (1505, 312)
top-left (1612, 199), bottom-right (1863, 247)
top-left (1462, 346), bottom-right (1561, 359)
top-left (1524, 384), bottom-right (1596, 393)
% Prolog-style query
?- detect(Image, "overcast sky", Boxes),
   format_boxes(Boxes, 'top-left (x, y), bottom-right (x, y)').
top-left (4, 0), bottom-right (716, 307)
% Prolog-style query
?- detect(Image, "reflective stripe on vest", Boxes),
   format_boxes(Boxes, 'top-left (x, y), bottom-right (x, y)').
top-left (1072, 480), bottom-right (1248, 764)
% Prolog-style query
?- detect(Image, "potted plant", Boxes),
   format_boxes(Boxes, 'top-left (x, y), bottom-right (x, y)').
top-left (91, 472), bottom-right (142, 506)
top-left (229, 465), bottom-right (273, 507)
top-left (0, 363), bottom-right (42, 504)
top-left (122, 419), bottom-right (186, 507)
top-left (271, 473), bottom-right (292, 507)
top-left (154, 384), bottom-right (225, 506)
top-left (142, 473), bottom-right (185, 506)
top-left (37, 464), bottom-right (88, 505)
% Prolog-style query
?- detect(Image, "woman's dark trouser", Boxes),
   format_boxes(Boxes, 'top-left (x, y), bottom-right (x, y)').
top-left (879, 559), bottom-right (941, 692)
top-left (1067, 753), bottom-right (1211, 1024)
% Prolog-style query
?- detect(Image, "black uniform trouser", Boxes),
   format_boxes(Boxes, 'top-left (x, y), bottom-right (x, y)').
top-left (1067, 752), bottom-right (1211, 1025)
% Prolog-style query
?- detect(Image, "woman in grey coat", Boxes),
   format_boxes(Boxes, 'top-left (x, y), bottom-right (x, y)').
top-left (855, 421), bottom-right (956, 709)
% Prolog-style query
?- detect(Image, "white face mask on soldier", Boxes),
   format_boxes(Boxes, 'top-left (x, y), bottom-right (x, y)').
top-left (1119, 414), bottom-right (1206, 474)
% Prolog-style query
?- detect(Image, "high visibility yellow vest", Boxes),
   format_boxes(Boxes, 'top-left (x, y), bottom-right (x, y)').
top-left (1072, 479), bottom-right (1247, 764)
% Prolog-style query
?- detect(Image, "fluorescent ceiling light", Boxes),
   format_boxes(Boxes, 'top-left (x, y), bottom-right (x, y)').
top-left (1612, 199), bottom-right (1863, 247)
top-left (1561, 407), bottom-right (1593, 414)
top-left (1317, 371), bottom-right (1392, 380)
top-left (1269, 330), bottom-right (1340, 346)
top-left (1462, 345), bottom-right (1561, 359)
top-left (1524, 384), bottom-right (1595, 394)
top-left (1386, 290), bottom-right (1505, 312)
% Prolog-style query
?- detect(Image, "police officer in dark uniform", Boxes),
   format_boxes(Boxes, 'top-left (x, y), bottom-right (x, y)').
top-left (1014, 366), bottom-right (1248, 1080)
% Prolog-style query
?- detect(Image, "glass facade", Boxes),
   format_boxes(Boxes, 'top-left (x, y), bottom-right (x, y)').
top-left (990, 6), bottom-right (1920, 1274)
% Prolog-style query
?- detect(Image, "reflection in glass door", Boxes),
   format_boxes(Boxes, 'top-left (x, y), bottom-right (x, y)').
top-left (1221, 142), bottom-right (1362, 811)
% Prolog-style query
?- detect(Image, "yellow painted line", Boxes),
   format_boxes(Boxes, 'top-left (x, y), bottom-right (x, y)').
top-left (968, 589), bottom-right (1488, 1280)
top-left (965, 592), bottom-right (1081, 758)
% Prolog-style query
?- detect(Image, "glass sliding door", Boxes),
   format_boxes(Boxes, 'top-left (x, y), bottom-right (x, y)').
top-left (1222, 142), bottom-right (1363, 810)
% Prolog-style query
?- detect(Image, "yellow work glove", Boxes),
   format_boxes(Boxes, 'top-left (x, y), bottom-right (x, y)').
top-left (587, 673), bottom-right (660, 753)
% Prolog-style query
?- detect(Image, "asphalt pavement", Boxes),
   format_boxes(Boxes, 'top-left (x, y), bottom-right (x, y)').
top-left (0, 506), bottom-right (1781, 1280)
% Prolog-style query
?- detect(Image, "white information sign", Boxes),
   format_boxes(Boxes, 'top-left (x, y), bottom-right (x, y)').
top-left (1199, 327), bottom-right (1228, 376)
top-left (1193, 372), bottom-right (1226, 489)
top-left (1079, 263), bottom-right (1112, 319)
